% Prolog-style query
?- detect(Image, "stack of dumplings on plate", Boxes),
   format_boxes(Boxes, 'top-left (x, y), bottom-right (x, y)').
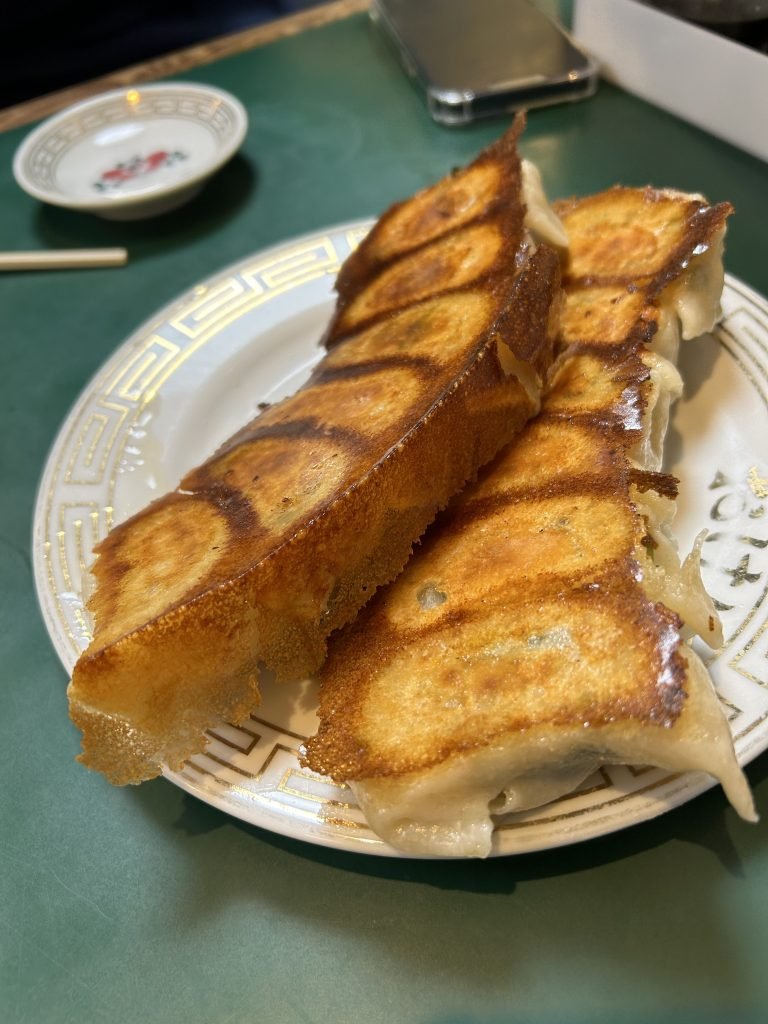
top-left (67, 115), bottom-right (755, 855)
top-left (303, 186), bottom-right (757, 857)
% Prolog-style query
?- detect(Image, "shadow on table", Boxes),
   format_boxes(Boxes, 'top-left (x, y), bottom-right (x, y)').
top-left (128, 751), bottom-right (766, 1001)
top-left (30, 154), bottom-right (256, 254)
top-left (428, 1010), bottom-right (766, 1024)
top-left (139, 749), bottom-right (768, 892)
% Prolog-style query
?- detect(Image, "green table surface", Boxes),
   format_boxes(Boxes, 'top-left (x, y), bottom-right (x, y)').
top-left (2, 12), bottom-right (767, 1024)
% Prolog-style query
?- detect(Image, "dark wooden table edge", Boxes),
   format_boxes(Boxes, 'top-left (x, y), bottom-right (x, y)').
top-left (0, 0), bottom-right (369, 134)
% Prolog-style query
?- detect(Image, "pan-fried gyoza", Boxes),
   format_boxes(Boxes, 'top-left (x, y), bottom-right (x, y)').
top-left (68, 117), bottom-right (563, 785)
top-left (303, 187), bottom-right (756, 857)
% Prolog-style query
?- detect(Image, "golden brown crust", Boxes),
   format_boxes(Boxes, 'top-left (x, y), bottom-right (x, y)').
top-left (553, 187), bottom-right (732, 297)
top-left (333, 116), bottom-right (526, 304)
top-left (307, 589), bottom-right (687, 780)
top-left (304, 188), bottom-right (732, 784)
top-left (69, 120), bottom-right (561, 785)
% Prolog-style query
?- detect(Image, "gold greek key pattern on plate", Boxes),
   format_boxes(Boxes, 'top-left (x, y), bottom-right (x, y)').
top-left (64, 401), bottom-right (130, 484)
top-left (105, 335), bottom-right (180, 403)
top-left (169, 238), bottom-right (342, 341)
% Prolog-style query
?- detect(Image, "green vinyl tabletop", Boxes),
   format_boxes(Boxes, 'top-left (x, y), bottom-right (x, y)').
top-left (2, 11), bottom-right (767, 1024)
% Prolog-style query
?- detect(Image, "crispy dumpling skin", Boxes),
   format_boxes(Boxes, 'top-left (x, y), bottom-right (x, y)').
top-left (69, 116), bottom-right (562, 785)
top-left (304, 187), bottom-right (755, 857)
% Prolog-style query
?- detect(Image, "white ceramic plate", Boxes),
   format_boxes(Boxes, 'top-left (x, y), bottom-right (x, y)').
top-left (13, 82), bottom-right (247, 220)
top-left (34, 222), bottom-right (768, 857)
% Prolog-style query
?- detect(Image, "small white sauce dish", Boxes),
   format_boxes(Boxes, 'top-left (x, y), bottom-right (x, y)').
top-left (13, 82), bottom-right (248, 220)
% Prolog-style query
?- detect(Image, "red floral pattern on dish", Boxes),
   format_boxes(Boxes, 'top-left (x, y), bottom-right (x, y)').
top-left (93, 150), bottom-right (188, 191)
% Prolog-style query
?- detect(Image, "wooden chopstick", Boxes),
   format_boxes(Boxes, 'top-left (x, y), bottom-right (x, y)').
top-left (0, 248), bottom-right (128, 271)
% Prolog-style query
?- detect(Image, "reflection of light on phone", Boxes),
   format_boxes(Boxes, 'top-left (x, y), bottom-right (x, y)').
top-left (374, 0), bottom-right (597, 125)
top-left (126, 89), bottom-right (141, 107)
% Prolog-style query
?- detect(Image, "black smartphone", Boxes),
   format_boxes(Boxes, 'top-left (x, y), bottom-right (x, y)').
top-left (372, 0), bottom-right (598, 125)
